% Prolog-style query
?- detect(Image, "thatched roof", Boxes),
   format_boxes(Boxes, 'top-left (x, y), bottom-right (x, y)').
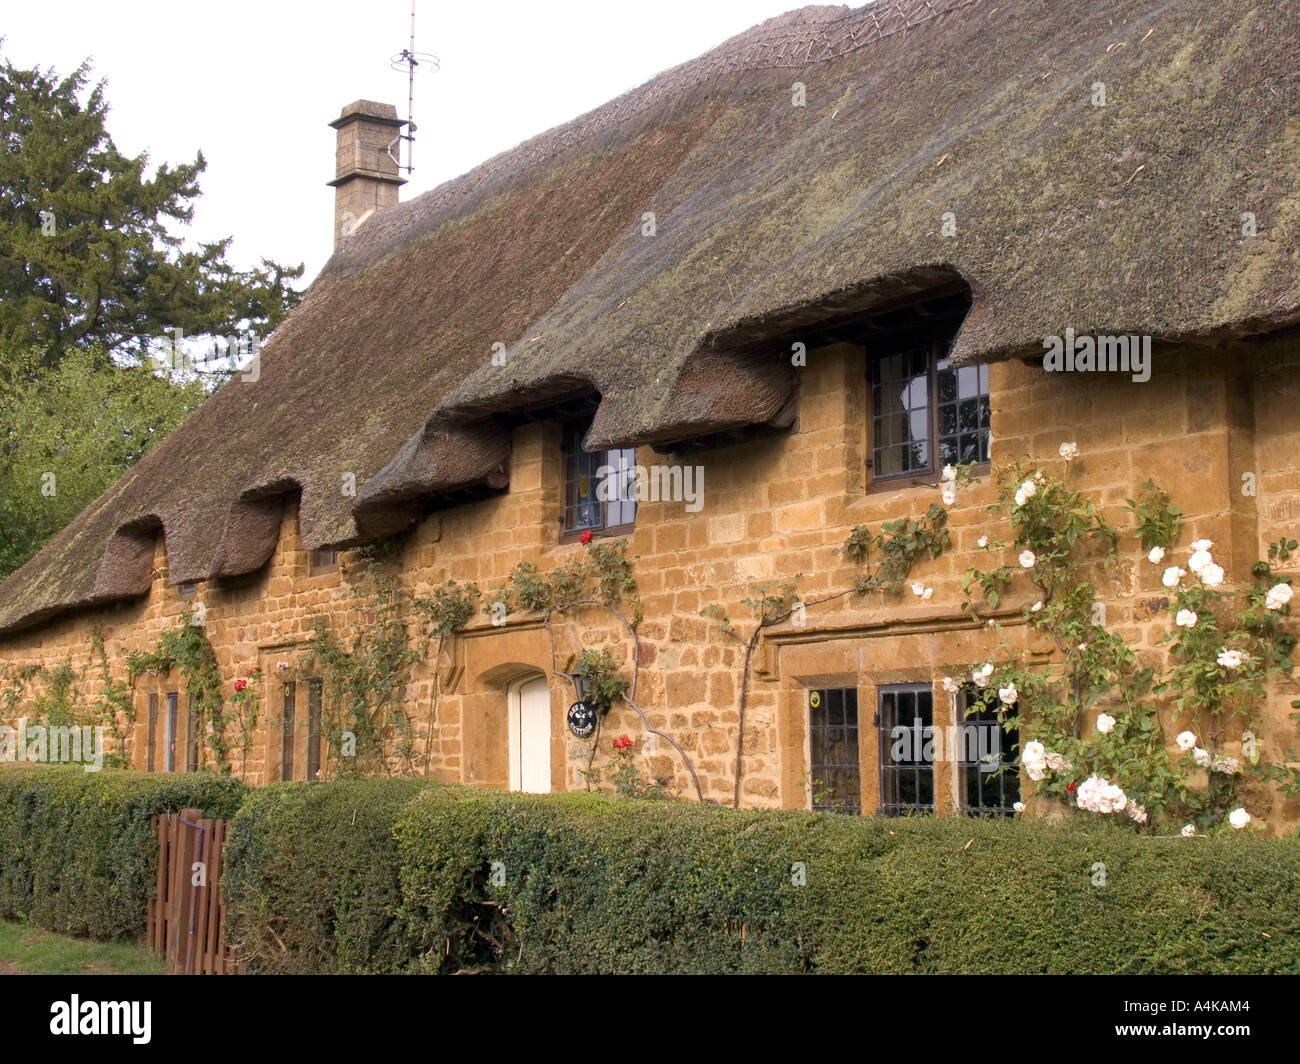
top-left (2, 0), bottom-right (1298, 635)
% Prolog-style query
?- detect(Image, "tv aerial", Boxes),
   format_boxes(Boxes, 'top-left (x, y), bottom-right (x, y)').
top-left (388, 1), bottom-right (440, 175)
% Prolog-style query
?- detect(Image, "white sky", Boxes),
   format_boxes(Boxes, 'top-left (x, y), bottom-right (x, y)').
top-left (2, 0), bottom-right (809, 284)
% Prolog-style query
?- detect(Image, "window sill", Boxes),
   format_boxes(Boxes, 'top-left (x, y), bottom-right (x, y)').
top-left (866, 462), bottom-right (990, 495)
top-left (558, 524), bottom-right (636, 546)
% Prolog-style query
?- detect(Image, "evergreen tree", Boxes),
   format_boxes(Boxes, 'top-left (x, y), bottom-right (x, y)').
top-left (0, 51), bottom-right (303, 364)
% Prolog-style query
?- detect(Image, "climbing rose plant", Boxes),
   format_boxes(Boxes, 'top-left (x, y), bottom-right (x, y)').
top-left (951, 452), bottom-right (1296, 835)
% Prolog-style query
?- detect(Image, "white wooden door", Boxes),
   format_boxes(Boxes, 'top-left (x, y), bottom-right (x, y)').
top-left (509, 675), bottom-right (552, 793)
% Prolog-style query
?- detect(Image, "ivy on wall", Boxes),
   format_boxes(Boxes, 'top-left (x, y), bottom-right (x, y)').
top-left (126, 610), bottom-right (227, 772)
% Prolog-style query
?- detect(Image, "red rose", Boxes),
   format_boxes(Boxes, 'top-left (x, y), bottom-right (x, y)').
top-left (234, 679), bottom-right (247, 692)
top-left (1066, 782), bottom-right (1076, 793)
top-left (579, 529), bottom-right (594, 546)
top-left (612, 735), bottom-right (633, 751)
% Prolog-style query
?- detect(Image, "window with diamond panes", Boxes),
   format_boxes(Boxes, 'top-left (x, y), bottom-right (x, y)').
top-left (807, 687), bottom-right (861, 815)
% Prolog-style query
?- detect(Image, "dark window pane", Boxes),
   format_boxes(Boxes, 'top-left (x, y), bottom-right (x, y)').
top-left (146, 693), bottom-right (158, 773)
top-left (958, 686), bottom-right (1020, 816)
top-left (878, 685), bottom-right (934, 815)
top-left (281, 682), bottom-right (296, 782)
top-left (809, 688), bottom-right (861, 815)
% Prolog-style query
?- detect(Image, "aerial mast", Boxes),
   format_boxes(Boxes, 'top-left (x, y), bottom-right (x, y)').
top-left (389, 0), bottom-right (440, 175)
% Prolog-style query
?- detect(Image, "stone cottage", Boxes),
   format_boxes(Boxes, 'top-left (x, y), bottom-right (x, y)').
top-left (2, 0), bottom-right (1299, 824)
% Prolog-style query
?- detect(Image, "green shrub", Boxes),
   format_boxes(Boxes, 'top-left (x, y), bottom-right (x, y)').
top-left (0, 764), bottom-right (245, 941)
top-left (393, 789), bottom-right (1300, 974)
top-left (221, 778), bottom-right (428, 973)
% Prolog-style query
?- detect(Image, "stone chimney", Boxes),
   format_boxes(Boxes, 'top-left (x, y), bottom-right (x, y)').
top-left (328, 100), bottom-right (406, 248)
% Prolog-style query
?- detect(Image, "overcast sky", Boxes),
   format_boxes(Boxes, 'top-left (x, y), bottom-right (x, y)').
top-left (2, 0), bottom-right (807, 283)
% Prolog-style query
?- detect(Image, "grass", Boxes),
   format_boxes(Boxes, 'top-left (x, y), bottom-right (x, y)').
top-left (0, 918), bottom-right (164, 975)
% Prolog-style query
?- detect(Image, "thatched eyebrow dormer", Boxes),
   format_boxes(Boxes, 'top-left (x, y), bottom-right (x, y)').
top-left (2, 0), bottom-right (1298, 635)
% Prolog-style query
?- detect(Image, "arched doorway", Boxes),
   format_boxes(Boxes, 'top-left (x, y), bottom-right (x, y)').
top-left (508, 674), bottom-right (552, 793)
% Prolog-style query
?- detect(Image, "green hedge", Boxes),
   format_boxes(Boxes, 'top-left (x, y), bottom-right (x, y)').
top-left (8, 764), bottom-right (1297, 972)
top-left (0, 764), bottom-right (245, 941)
top-left (221, 778), bottom-right (429, 973)
top-left (225, 780), bottom-right (1300, 974)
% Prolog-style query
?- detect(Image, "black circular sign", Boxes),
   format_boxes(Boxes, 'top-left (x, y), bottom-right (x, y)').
top-left (567, 701), bottom-right (597, 738)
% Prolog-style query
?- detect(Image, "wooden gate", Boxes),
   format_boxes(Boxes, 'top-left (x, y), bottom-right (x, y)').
top-left (147, 808), bottom-right (240, 974)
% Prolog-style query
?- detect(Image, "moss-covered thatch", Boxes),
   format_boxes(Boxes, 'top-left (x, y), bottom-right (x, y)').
top-left (2, 0), bottom-right (1297, 635)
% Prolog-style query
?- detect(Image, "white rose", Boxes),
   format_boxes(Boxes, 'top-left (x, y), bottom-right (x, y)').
top-left (1013, 801), bottom-right (1026, 814)
top-left (1190, 539), bottom-right (1214, 552)
top-left (940, 676), bottom-right (959, 694)
top-left (941, 486), bottom-right (957, 506)
top-left (1045, 751), bottom-right (1071, 772)
top-left (972, 663), bottom-right (994, 688)
top-left (911, 581), bottom-right (925, 596)
top-left (1162, 566), bottom-right (1186, 588)
top-left (1175, 731), bottom-right (1197, 751)
top-left (998, 683), bottom-right (1018, 705)
top-left (1059, 441), bottom-right (1079, 460)
top-left (1014, 479), bottom-right (1037, 507)
top-left (1175, 609), bottom-right (1198, 627)
top-left (976, 534), bottom-right (989, 548)
top-left (1200, 563), bottom-right (1225, 588)
top-left (1265, 583), bottom-right (1293, 610)
top-left (1022, 740), bottom-right (1047, 778)
top-left (1180, 823), bottom-right (1196, 838)
top-left (1019, 549), bottom-right (1036, 568)
top-left (1096, 713), bottom-right (1116, 735)
top-left (1216, 649), bottom-right (1245, 669)
top-left (941, 464), bottom-right (957, 483)
top-left (1228, 807), bottom-right (1251, 830)
top-left (1030, 601), bottom-right (1043, 612)
top-left (1147, 545), bottom-right (1165, 564)
top-left (1188, 549), bottom-right (1212, 574)
top-left (1193, 747), bottom-right (1211, 768)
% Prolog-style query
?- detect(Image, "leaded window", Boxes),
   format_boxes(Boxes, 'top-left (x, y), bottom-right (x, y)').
top-left (878, 684), bottom-right (935, 815)
top-left (869, 328), bottom-right (989, 481)
top-left (562, 423), bottom-right (635, 536)
top-left (807, 687), bottom-right (861, 815)
top-left (958, 688), bottom-right (1020, 816)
